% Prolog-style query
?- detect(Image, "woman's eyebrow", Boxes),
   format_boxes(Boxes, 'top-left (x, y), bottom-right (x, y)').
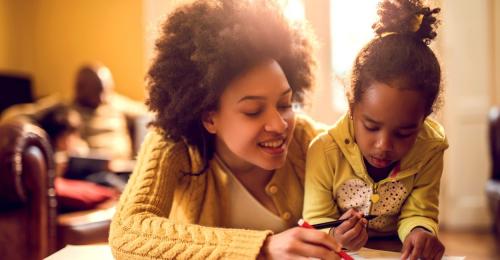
top-left (238, 88), bottom-right (292, 103)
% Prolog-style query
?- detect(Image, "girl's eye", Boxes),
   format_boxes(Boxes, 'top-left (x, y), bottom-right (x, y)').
top-left (364, 124), bottom-right (379, 132)
top-left (394, 132), bottom-right (415, 139)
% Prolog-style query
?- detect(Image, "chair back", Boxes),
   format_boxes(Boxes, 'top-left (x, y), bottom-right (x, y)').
top-left (0, 74), bottom-right (33, 114)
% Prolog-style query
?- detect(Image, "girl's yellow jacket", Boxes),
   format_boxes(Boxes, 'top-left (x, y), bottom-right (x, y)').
top-left (303, 114), bottom-right (448, 241)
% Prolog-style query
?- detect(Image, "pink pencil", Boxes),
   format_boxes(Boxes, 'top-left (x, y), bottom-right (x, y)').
top-left (298, 219), bottom-right (354, 260)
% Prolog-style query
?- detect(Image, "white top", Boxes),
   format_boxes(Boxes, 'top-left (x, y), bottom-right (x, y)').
top-left (214, 156), bottom-right (288, 233)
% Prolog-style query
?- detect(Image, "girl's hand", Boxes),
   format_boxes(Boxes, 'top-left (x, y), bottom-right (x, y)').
top-left (401, 227), bottom-right (445, 260)
top-left (331, 208), bottom-right (368, 251)
top-left (259, 227), bottom-right (342, 260)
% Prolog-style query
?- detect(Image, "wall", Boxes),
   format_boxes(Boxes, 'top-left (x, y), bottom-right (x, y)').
top-left (303, 1), bottom-right (343, 125)
top-left (495, 0), bottom-right (500, 104)
top-left (0, 0), bottom-right (146, 102)
top-left (439, 0), bottom-right (494, 229)
top-left (33, 0), bottom-right (146, 101)
top-left (0, 0), bottom-right (35, 74)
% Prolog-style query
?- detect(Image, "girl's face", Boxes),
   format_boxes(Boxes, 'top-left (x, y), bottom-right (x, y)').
top-left (203, 60), bottom-right (296, 173)
top-left (352, 82), bottom-right (427, 169)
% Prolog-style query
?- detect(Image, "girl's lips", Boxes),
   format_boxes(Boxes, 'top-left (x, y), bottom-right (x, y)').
top-left (370, 156), bottom-right (392, 168)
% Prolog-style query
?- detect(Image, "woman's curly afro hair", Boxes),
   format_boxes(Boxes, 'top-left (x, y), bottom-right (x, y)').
top-left (349, 0), bottom-right (442, 116)
top-left (147, 0), bottom-right (316, 156)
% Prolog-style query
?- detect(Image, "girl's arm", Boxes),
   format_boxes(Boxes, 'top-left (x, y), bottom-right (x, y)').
top-left (397, 149), bottom-right (445, 241)
top-left (109, 131), bottom-right (271, 260)
top-left (303, 134), bottom-right (340, 224)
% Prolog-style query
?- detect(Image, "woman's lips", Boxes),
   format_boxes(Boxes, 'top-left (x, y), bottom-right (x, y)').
top-left (259, 138), bottom-right (286, 155)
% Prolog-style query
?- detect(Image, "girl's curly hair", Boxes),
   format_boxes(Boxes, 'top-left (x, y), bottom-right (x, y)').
top-left (349, 0), bottom-right (442, 116)
top-left (147, 0), bottom-right (316, 164)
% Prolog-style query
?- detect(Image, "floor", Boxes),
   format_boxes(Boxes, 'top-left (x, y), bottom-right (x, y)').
top-left (439, 229), bottom-right (500, 260)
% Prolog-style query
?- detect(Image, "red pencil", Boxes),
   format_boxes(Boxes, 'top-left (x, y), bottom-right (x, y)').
top-left (298, 219), bottom-right (354, 260)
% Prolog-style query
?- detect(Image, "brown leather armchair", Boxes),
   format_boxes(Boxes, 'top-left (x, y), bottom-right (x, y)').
top-left (0, 119), bottom-right (57, 259)
top-left (486, 106), bottom-right (500, 235)
top-left (0, 119), bottom-right (114, 260)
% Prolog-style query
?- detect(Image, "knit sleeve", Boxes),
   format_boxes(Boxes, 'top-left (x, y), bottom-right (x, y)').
top-left (109, 130), bottom-right (272, 260)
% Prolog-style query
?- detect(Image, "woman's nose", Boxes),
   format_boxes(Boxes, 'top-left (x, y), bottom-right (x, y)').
top-left (264, 110), bottom-right (288, 133)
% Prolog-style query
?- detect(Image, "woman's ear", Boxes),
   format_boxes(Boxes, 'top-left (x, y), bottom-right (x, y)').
top-left (202, 111), bottom-right (217, 134)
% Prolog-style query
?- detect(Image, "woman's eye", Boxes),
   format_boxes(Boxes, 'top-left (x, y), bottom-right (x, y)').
top-left (278, 104), bottom-right (292, 111)
top-left (243, 110), bottom-right (262, 117)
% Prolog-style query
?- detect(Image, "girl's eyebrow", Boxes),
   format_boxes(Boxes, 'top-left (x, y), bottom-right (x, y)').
top-left (237, 88), bottom-right (292, 103)
top-left (398, 124), bottom-right (419, 130)
top-left (362, 115), bottom-right (380, 124)
top-left (363, 114), bottom-right (418, 129)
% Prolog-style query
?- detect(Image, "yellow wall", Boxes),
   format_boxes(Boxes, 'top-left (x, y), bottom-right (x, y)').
top-left (1, 0), bottom-right (146, 102)
top-left (494, 0), bottom-right (500, 104)
top-left (34, 0), bottom-right (146, 101)
top-left (0, 0), bottom-right (35, 74)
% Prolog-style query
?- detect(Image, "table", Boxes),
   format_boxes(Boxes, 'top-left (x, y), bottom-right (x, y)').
top-left (45, 244), bottom-right (465, 260)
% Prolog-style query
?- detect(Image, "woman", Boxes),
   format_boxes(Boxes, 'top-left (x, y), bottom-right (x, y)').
top-left (109, 0), bottom-right (341, 259)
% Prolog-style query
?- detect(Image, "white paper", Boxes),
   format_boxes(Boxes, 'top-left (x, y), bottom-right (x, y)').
top-left (348, 247), bottom-right (465, 260)
top-left (44, 244), bottom-right (113, 260)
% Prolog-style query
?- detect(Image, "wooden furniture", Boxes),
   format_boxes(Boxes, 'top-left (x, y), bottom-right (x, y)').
top-left (486, 106), bottom-right (500, 235)
top-left (0, 118), bottom-right (57, 260)
top-left (365, 235), bottom-right (402, 252)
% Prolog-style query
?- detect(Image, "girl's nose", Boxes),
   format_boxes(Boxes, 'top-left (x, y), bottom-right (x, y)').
top-left (264, 110), bottom-right (288, 133)
top-left (375, 133), bottom-right (393, 152)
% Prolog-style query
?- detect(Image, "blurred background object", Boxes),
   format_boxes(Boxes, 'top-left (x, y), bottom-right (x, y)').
top-left (486, 106), bottom-right (500, 236)
top-left (0, 74), bottom-right (33, 114)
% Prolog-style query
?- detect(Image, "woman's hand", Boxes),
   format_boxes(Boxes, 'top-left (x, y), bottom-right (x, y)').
top-left (330, 208), bottom-right (368, 251)
top-left (401, 227), bottom-right (445, 260)
top-left (260, 227), bottom-right (342, 260)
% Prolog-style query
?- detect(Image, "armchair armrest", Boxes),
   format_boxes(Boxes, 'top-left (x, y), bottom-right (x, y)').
top-left (0, 119), bottom-right (58, 260)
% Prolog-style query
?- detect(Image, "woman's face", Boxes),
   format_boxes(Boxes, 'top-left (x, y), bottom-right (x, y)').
top-left (352, 81), bottom-right (426, 169)
top-left (203, 60), bottom-right (296, 173)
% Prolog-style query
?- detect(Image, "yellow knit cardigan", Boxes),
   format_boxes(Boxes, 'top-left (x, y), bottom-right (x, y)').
top-left (109, 115), bottom-right (323, 259)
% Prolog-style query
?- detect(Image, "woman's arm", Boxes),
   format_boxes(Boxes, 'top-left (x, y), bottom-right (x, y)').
top-left (109, 131), bottom-right (271, 260)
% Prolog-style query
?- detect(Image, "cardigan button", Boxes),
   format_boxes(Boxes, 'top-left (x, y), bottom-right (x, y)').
top-left (371, 194), bottom-right (380, 203)
top-left (268, 185), bottom-right (278, 194)
top-left (282, 212), bottom-right (291, 220)
top-left (344, 138), bottom-right (350, 144)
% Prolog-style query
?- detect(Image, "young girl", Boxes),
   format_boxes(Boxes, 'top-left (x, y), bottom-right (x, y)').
top-left (109, 0), bottom-right (341, 259)
top-left (37, 104), bottom-right (89, 162)
top-left (303, 0), bottom-right (447, 259)
top-left (37, 105), bottom-right (118, 211)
